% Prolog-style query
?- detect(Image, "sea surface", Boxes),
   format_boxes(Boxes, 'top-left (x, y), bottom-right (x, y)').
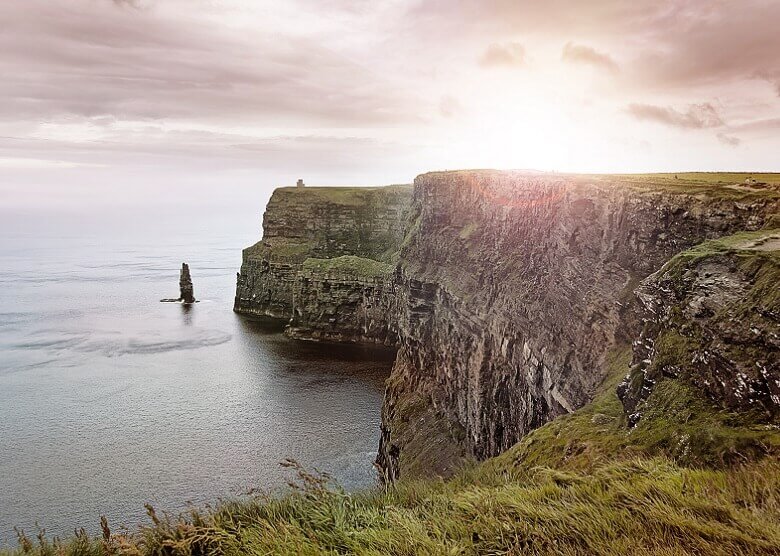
top-left (0, 204), bottom-right (393, 547)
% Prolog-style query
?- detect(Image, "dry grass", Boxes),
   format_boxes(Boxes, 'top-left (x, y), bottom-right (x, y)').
top-left (6, 456), bottom-right (779, 555)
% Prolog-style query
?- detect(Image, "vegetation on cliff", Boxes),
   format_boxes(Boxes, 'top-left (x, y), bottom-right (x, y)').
top-left (12, 462), bottom-right (780, 555)
top-left (597, 172), bottom-right (780, 200)
top-left (234, 183), bottom-right (411, 331)
top-left (271, 185), bottom-right (411, 208)
top-left (7, 397), bottom-right (779, 554)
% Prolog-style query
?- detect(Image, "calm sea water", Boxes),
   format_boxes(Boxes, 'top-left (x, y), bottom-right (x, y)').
top-left (0, 206), bottom-right (393, 547)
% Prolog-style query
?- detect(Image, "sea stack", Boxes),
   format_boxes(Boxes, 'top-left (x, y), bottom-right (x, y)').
top-left (179, 263), bottom-right (195, 303)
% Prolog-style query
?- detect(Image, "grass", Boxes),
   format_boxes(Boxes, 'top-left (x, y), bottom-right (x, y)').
top-left (594, 172), bottom-right (780, 200)
top-left (657, 228), bottom-right (780, 280)
top-left (643, 229), bottom-right (780, 360)
top-left (244, 239), bottom-right (314, 263)
top-left (488, 342), bottom-right (779, 475)
top-left (609, 172), bottom-right (780, 186)
top-left (273, 185), bottom-right (411, 207)
top-left (7, 452), bottom-right (779, 555)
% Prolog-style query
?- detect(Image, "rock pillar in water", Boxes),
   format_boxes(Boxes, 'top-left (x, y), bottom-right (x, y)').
top-left (179, 263), bottom-right (195, 303)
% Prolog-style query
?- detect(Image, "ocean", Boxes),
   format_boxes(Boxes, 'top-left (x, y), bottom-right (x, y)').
top-left (0, 201), bottom-right (392, 547)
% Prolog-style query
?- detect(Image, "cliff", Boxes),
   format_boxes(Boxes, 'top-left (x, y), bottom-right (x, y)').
top-left (234, 185), bottom-right (411, 344)
top-left (8, 173), bottom-right (780, 556)
top-left (235, 171), bottom-right (779, 481)
top-left (618, 229), bottom-right (780, 426)
top-left (378, 171), bottom-right (778, 479)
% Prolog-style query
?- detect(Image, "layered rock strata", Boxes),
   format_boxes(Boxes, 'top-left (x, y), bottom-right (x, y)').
top-left (376, 171), bottom-right (779, 479)
top-left (234, 185), bottom-right (411, 344)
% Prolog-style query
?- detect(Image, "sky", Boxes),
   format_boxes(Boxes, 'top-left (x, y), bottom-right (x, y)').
top-left (2, 0), bottom-right (780, 216)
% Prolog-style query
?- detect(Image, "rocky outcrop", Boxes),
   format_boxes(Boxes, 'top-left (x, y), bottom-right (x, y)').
top-left (377, 171), bottom-right (779, 479)
top-left (180, 263), bottom-right (195, 304)
top-left (161, 262), bottom-right (197, 303)
top-left (234, 185), bottom-right (411, 344)
top-left (286, 256), bottom-right (396, 344)
top-left (618, 230), bottom-right (780, 425)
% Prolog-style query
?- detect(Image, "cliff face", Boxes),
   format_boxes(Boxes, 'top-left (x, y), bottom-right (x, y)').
top-left (377, 171), bottom-right (779, 479)
top-left (287, 256), bottom-right (395, 343)
top-left (235, 171), bottom-right (779, 481)
top-left (234, 185), bottom-right (411, 344)
top-left (618, 230), bottom-right (780, 425)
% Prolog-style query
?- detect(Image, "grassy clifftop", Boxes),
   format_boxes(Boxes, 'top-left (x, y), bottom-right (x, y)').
top-left (270, 185), bottom-right (412, 207)
top-left (594, 172), bottom-right (780, 201)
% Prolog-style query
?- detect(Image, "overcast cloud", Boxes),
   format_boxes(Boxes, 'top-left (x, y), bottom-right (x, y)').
top-left (1, 0), bottom-right (779, 212)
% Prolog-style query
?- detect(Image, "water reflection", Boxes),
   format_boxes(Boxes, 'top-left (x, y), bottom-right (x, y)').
top-left (181, 302), bottom-right (193, 325)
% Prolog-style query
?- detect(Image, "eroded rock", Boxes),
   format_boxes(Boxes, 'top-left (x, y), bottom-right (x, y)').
top-left (617, 232), bottom-right (780, 424)
top-left (179, 263), bottom-right (195, 304)
top-left (161, 262), bottom-right (196, 303)
top-left (233, 185), bottom-right (412, 344)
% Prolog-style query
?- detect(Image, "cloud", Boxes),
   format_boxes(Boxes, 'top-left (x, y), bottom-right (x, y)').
top-left (755, 71), bottom-right (780, 97)
top-left (562, 43), bottom-right (618, 73)
top-left (627, 103), bottom-right (724, 129)
top-left (112, 0), bottom-right (142, 8)
top-left (716, 133), bottom-right (740, 147)
top-left (438, 95), bottom-right (461, 118)
top-left (734, 118), bottom-right (780, 132)
top-left (0, 125), bottom-right (414, 177)
top-left (0, 157), bottom-right (108, 169)
top-left (412, 0), bottom-right (780, 90)
top-left (1, 0), bottom-right (779, 178)
top-left (0, 1), bottom-right (421, 127)
top-left (478, 42), bottom-right (525, 67)
top-left (624, 2), bottom-right (780, 90)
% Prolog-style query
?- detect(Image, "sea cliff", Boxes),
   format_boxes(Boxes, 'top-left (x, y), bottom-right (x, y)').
top-left (5, 171), bottom-right (780, 556)
top-left (234, 185), bottom-right (411, 344)
top-left (235, 171), bottom-right (780, 481)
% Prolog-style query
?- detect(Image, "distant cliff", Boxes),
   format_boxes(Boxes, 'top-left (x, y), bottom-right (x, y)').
top-left (236, 172), bottom-right (780, 481)
top-left (234, 185), bottom-right (411, 344)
